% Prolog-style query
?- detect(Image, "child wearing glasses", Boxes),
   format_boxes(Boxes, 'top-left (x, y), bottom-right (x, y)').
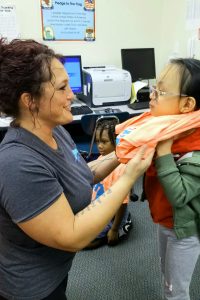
top-left (85, 118), bottom-right (133, 249)
top-left (145, 58), bottom-right (200, 300)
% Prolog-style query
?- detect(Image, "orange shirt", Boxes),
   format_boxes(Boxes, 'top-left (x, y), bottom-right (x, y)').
top-left (145, 127), bottom-right (200, 228)
top-left (115, 111), bottom-right (200, 227)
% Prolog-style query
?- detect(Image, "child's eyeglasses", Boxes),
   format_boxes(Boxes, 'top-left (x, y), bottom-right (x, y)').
top-left (150, 86), bottom-right (188, 101)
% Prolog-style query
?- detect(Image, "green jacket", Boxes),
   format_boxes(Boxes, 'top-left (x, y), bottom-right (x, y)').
top-left (155, 151), bottom-right (200, 239)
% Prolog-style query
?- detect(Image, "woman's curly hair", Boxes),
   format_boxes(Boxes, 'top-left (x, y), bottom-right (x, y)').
top-left (0, 38), bottom-right (61, 121)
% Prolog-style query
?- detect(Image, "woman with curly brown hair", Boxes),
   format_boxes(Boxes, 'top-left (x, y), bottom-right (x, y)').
top-left (0, 38), bottom-right (153, 300)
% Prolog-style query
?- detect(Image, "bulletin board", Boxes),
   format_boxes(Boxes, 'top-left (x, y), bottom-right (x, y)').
top-left (0, 5), bottom-right (20, 41)
top-left (41, 0), bottom-right (95, 41)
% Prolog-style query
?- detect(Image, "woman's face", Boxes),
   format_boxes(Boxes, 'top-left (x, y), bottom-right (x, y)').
top-left (95, 129), bottom-right (115, 156)
top-left (36, 58), bottom-right (74, 127)
top-left (149, 64), bottom-right (186, 117)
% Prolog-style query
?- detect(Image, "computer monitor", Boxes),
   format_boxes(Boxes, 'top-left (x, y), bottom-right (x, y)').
top-left (60, 55), bottom-right (83, 96)
top-left (121, 48), bottom-right (156, 82)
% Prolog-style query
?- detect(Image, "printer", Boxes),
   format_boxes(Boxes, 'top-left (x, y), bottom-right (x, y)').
top-left (79, 66), bottom-right (132, 107)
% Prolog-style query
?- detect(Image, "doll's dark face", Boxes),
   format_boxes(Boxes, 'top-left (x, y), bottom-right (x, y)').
top-left (95, 129), bottom-right (115, 156)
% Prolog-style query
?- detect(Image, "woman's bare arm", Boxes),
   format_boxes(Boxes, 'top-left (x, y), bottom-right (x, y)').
top-left (18, 146), bottom-right (154, 252)
top-left (88, 151), bottom-right (120, 183)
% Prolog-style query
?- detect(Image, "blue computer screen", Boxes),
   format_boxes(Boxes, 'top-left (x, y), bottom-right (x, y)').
top-left (60, 56), bottom-right (83, 95)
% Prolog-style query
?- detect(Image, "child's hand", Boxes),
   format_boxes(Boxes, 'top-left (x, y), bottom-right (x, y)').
top-left (156, 139), bottom-right (173, 157)
top-left (107, 229), bottom-right (119, 246)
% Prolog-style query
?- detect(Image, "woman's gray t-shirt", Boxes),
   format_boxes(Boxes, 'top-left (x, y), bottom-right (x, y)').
top-left (0, 125), bottom-right (93, 300)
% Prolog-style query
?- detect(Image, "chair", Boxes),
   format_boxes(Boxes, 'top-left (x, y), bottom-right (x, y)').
top-left (80, 111), bottom-right (130, 161)
top-left (80, 111), bottom-right (139, 203)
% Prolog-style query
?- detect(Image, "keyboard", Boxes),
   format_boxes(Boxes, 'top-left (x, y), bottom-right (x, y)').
top-left (71, 105), bottom-right (93, 115)
top-left (128, 101), bottom-right (149, 110)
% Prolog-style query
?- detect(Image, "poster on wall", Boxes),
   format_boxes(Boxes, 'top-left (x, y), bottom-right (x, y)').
top-left (41, 0), bottom-right (95, 41)
top-left (0, 5), bottom-right (20, 41)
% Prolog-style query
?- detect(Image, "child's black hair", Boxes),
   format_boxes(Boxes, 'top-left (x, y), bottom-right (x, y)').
top-left (96, 118), bottom-right (119, 146)
top-left (170, 58), bottom-right (200, 109)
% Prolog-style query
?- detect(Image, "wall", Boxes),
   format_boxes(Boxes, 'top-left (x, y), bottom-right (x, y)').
top-left (2, 0), bottom-right (197, 77)
top-left (158, 0), bottom-right (200, 72)
top-left (159, 0), bottom-right (187, 70)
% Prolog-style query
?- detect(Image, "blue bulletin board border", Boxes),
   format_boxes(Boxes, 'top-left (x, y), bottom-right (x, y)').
top-left (41, 0), bottom-right (95, 41)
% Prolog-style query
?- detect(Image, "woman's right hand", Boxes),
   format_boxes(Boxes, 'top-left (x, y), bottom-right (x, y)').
top-left (124, 146), bottom-right (155, 181)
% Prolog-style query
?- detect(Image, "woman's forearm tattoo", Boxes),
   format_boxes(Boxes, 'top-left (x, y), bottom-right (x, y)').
top-left (77, 188), bottom-right (113, 217)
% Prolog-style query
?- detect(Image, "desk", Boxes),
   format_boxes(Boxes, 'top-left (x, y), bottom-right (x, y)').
top-left (0, 117), bottom-right (12, 141)
top-left (0, 103), bottom-right (149, 152)
top-left (65, 100), bottom-right (149, 153)
top-left (71, 98), bottom-right (149, 122)
top-left (0, 100), bottom-right (149, 127)
top-left (0, 117), bottom-right (13, 128)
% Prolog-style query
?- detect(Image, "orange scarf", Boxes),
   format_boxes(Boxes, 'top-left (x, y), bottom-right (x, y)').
top-left (115, 111), bottom-right (200, 163)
